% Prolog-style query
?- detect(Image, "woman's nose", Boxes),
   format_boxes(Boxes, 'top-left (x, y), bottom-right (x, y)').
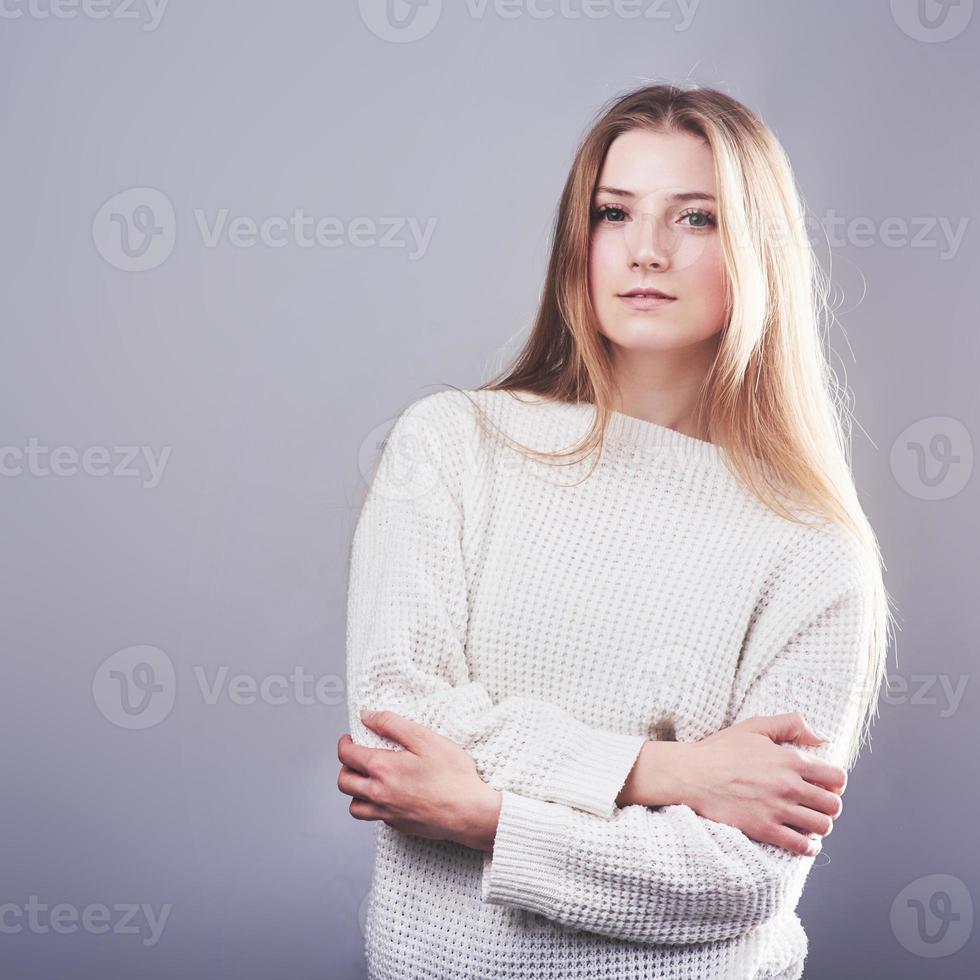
top-left (626, 211), bottom-right (674, 270)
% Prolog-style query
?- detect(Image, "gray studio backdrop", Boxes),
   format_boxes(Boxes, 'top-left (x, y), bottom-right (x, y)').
top-left (1, 2), bottom-right (977, 978)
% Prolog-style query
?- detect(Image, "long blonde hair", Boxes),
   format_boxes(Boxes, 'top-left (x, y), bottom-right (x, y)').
top-left (444, 83), bottom-right (894, 769)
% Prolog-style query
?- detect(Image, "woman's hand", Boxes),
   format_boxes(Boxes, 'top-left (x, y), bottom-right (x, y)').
top-left (683, 712), bottom-right (846, 855)
top-left (337, 709), bottom-right (502, 853)
top-left (625, 712), bottom-right (847, 856)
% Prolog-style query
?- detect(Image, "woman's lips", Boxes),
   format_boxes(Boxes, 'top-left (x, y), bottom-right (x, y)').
top-left (619, 294), bottom-right (676, 311)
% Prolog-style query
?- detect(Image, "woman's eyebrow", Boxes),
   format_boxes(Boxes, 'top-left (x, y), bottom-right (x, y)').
top-left (594, 186), bottom-right (716, 203)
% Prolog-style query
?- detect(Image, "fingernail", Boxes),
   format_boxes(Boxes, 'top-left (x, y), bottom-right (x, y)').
top-left (360, 709), bottom-right (375, 722)
top-left (813, 728), bottom-right (831, 742)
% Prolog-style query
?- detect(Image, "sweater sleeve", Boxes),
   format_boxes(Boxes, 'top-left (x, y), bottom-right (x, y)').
top-left (345, 392), bottom-right (648, 820)
top-left (480, 528), bottom-right (876, 945)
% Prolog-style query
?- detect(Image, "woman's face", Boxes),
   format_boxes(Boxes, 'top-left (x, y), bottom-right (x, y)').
top-left (588, 128), bottom-right (729, 356)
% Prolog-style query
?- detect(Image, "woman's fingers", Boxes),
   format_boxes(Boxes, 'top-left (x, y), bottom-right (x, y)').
top-left (798, 755), bottom-right (847, 794)
top-left (348, 797), bottom-right (387, 821)
top-left (337, 763), bottom-right (375, 801)
top-left (793, 780), bottom-right (844, 820)
top-left (337, 759), bottom-right (392, 823)
top-left (766, 823), bottom-right (822, 857)
top-left (784, 804), bottom-right (835, 838)
top-left (337, 732), bottom-right (383, 775)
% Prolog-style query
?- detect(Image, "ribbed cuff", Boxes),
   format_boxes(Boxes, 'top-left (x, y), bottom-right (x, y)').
top-left (547, 728), bottom-right (647, 818)
top-left (480, 790), bottom-right (571, 913)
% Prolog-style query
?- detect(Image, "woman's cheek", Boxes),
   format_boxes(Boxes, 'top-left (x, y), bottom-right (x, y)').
top-left (589, 238), bottom-right (612, 286)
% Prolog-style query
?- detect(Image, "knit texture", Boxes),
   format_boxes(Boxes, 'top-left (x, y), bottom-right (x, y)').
top-left (346, 387), bottom-right (875, 980)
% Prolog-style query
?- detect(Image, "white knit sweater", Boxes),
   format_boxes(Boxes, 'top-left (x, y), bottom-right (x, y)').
top-left (346, 386), bottom-right (875, 980)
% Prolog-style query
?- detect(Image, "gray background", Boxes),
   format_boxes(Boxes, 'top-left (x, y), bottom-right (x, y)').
top-left (1, 1), bottom-right (977, 977)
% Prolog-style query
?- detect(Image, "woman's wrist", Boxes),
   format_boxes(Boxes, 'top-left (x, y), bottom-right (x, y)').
top-left (453, 782), bottom-right (503, 853)
top-left (616, 739), bottom-right (693, 808)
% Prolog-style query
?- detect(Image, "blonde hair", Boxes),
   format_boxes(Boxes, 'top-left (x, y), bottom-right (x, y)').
top-left (443, 83), bottom-right (895, 769)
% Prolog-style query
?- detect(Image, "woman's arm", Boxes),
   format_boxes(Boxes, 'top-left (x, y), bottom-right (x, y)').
top-left (616, 714), bottom-right (848, 853)
top-left (347, 391), bottom-right (647, 819)
top-left (478, 538), bottom-right (876, 946)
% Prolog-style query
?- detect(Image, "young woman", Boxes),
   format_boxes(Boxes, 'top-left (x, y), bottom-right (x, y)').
top-left (337, 83), bottom-right (892, 980)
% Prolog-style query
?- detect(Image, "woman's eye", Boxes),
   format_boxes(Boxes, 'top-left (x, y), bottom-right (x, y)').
top-left (593, 204), bottom-right (717, 230)
top-left (679, 208), bottom-right (717, 229)
top-left (592, 204), bottom-right (627, 223)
